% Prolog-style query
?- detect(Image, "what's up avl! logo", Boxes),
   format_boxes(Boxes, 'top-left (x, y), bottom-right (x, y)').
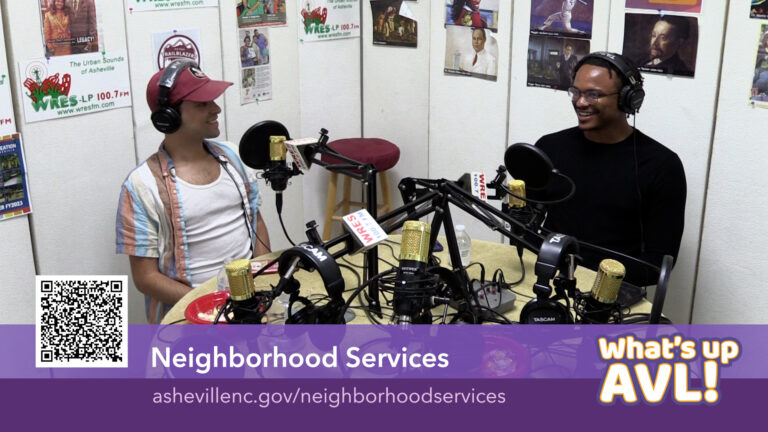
top-left (22, 62), bottom-right (78, 112)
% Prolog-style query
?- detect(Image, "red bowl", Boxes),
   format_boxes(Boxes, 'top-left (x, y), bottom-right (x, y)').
top-left (184, 291), bottom-right (230, 324)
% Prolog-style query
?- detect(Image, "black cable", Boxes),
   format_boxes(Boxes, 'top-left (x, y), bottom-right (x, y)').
top-left (337, 262), bottom-right (362, 289)
top-left (631, 118), bottom-right (646, 255)
top-left (278, 210), bottom-right (296, 246)
top-left (339, 268), bottom-right (397, 323)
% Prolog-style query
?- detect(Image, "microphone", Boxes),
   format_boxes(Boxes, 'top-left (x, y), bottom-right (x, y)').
top-left (223, 259), bottom-right (269, 324)
top-left (393, 221), bottom-right (439, 324)
top-left (239, 121), bottom-right (302, 214)
top-left (579, 259), bottom-right (625, 323)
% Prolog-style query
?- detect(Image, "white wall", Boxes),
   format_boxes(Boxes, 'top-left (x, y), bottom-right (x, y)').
top-left (2, 0), bottom-right (764, 324)
top-left (606, 1), bottom-right (727, 323)
top-left (0, 2), bottom-right (37, 324)
top-left (695, 0), bottom-right (768, 323)
top-left (362, 0), bottom-right (431, 209)
top-left (428, 0), bottom-right (514, 242)
top-left (299, 35), bottom-right (362, 240)
top-left (2, 0), bottom-right (139, 323)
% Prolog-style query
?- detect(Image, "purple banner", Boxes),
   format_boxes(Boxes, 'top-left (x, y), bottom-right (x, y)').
top-left (1, 324), bottom-right (766, 379)
top-left (0, 378), bottom-right (763, 429)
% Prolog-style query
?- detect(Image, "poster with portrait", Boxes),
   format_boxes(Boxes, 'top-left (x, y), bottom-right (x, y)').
top-left (752, 0), bottom-right (768, 19)
top-left (237, 0), bottom-right (287, 28)
top-left (625, 0), bottom-right (702, 14)
top-left (371, 0), bottom-right (418, 47)
top-left (622, 13), bottom-right (698, 77)
top-left (530, 0), bottom-right (593, 40)
top-left (239, 28), bottom-right (272, 104)
top-left (299, 0), bottom-right (360, 42)
top-left (152, 29), bottom-right (202, 72)
top-left (444, 25), bottom-right (498, 81)
top-left (526, 35), bottom-right (590, 90)
top-left (444, 0), bottom-right (499, 33)
top-left (0, 134), bottom-right (32, 221)
top-left (751, 25), bottom-right (768, 107)
top-left (40, 0), bottom-right (101, 57)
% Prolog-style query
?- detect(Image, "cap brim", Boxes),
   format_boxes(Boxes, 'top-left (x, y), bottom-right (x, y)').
top-left (175, 79), bottom-right (233, 104)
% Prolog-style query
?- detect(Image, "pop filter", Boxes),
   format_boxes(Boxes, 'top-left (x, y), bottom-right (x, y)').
top-left (239, 120), bottom-right (291, 169)
top-left (504, 143), bottom-right (555, 191)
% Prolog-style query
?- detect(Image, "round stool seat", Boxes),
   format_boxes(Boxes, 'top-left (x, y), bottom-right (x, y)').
top-left (321, 138), bottom-right (400, 172)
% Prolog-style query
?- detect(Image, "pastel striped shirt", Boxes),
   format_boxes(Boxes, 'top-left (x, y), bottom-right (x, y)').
top-left (115, 141), bottom-right (260, 323)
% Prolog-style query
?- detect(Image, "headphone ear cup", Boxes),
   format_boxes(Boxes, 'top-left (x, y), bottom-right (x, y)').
top-left (628, 87), bottom-right (645, 114)
top-left (519, 298), bottom-right (574, 324)
top-left (151, 106), bottom-right (182, 134)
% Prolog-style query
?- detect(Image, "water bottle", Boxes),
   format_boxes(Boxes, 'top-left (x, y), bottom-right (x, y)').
top-left (455, 224), bottom-right (471, 267)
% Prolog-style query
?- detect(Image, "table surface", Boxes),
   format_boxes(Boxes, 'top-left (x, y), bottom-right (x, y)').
top-left (161, 236), bottom-right (652, 325)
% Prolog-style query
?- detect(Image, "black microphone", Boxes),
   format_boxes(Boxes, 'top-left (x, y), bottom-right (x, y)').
top-left (579, 259), bottom-right (625, 323)
top-left (393, 221), bottom-right (439, 324)
top-left (223, 259), bottom-right (269, 323)
top-left (264, 135), bottom-right (297, 214)
top-left (239, 121), bottom-right (301, 214)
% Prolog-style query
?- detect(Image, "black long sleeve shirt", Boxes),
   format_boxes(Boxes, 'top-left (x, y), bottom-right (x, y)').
top-left (533, 127), bottom-right (687, 286)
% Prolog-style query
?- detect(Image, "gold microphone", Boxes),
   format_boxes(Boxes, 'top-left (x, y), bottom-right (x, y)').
top-left (225, 259), bottom-right (264, 323)
top-left (583, 259), bottom-right (626, 323)
top-left (591, 259), bottom-right (626, 304)
top-left (269, 135), bottom-right (287, 162)
top-left (507, 179), bottom-right (526, 208)
top-left (396, 221), bottom-right (432, 323)
top-left (399, 220), bottom-right (431, 266)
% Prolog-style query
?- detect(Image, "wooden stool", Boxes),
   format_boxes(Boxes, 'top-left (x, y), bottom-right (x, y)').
top-left (321, 138), bottom-right (400, 241)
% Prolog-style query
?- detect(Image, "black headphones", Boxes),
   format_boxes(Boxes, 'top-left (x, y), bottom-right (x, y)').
top-left (519, 233), bottom-right (579, 324)
top-left (151, 59), bottom-right (198, 134)
top-left (277, 243), bottom-right (347, 324)
top-left (574, 51), bottom-right (645, 115)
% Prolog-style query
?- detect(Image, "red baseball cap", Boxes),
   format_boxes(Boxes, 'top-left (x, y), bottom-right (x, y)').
top-left (146, 64), bottom-right (232, 112)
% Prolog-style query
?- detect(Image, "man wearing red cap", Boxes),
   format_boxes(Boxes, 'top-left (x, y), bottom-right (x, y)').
top-left (116, 62), bottom-right (270, 323)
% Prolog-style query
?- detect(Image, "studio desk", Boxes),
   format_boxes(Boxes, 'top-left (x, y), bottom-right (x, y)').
top-left (161, 236), bottom-right (653, 325)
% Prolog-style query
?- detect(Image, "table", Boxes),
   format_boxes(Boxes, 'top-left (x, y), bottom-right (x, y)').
top-left (161, 236), bottom-right (653, 324)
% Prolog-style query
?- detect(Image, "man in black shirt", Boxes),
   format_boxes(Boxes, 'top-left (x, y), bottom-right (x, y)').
top-left (534, 52), bottom-right (686, 286)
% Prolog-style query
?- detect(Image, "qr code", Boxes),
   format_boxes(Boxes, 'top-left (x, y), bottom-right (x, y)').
top-left (35, 276), bottom-right (128, 368)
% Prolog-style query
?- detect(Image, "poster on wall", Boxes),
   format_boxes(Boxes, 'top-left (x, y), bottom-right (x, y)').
top-left (238, 28), bottom-right (272, 103)
top-left (18, 51), bottom-right (132, 123)
top-left (622, 13), bottom-right (698, 77)
top-left (751, 25), bottom-right (768, 107)
top-left (0, 134), bottom-right (32, 221)
top-left (40, 0), bottom-right (101, 57)
top-left (299, 0), bottom-right (360, 42)
top-left (152, 29), bottom-right (202, 71)
top-left (444, 0), bottom-right (499, 32)
top-left (0, 72), bottom-right (15, 135)
top-left (526, 35), bottom-right (589, 90)
top-left (444, 25), bottom-right (498, 81)
top-left (371, 0), bottom-right (418, 47)
top-left (126, 0), bottom-right (219, 12)
top-left (752, 0), bottom-right (768, 19)
top-left (237, 0), bottom-right (287, 27)
top-left (625, 0), bottom-right (702, 13)
top-left (530, 0), bottom-right (593, 40)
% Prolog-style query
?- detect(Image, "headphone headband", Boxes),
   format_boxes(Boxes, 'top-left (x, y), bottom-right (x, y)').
top-left (152, 59), bottom-right (198, 134)
top-left (574, 51), bottom-right (645, 114)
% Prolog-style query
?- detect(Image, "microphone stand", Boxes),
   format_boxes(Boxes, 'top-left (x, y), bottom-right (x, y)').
top-left (303, 129), bottom-right (383, 317)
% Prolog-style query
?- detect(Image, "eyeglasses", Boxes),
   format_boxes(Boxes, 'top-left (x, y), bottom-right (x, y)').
top-left (567, 87), bottom-right (619, 104)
